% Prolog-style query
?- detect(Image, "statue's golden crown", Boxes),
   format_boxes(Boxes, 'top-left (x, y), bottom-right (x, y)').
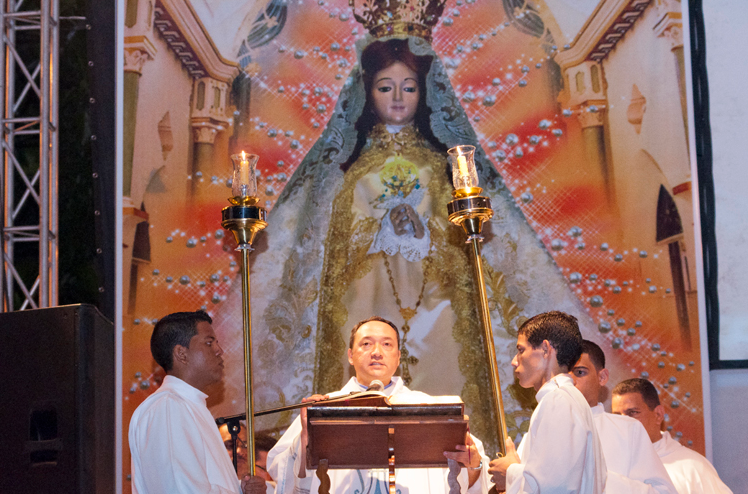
top-left (349, 0), bottom-right (447, 41)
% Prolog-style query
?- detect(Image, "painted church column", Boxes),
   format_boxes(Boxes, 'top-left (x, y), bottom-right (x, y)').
top-left (190, 77), bottom-right (230, 200)
top-left (123, 0), bottom-right (155, 314)
top-left (560, 61), bottom-right (614, 205)
top-left (229, 72), bottom-right (252, 154)
top-left (123, 0), bottom-right (155, 198)
top-left (578, 106), bottom-right (609, 196)
top-left (654, 0), bottom-right (687, 145)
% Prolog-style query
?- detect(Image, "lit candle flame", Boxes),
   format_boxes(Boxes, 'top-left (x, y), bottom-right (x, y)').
top-left (239, 150), bottom-right (250, 195)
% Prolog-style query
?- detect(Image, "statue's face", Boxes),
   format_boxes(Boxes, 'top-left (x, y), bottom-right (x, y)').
top-left (371, 61), bottom-right (420, 126)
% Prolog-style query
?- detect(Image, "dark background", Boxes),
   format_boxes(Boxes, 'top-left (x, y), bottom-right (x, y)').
top-left (6, 0), bottom-right (115, 319)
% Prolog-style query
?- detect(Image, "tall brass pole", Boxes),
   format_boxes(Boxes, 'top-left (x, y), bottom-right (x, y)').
top-left (448, 193), bottom-right (508, 457)
top-left (222, 203), bottom-right (267, 476)
top-left (240, 247), bottom-right (256, 475)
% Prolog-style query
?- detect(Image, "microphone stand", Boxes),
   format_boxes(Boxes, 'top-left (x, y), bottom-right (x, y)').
top-left (224, 416), bottom-right (242, 472)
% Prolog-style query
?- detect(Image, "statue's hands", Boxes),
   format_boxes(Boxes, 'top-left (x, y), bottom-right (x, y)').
top-left (390, 204), bottom-right (425, 239)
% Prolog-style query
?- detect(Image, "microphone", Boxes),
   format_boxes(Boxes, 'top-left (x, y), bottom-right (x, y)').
top-left (366, 380), bottom-right (384, 392)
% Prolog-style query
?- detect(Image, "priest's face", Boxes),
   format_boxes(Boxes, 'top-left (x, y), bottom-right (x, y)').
top-left (371, 61), bottom-right (420, 127)
top-left (571, 353), bottom-right (608, 407)
top-left (348, 320), bottom-right (401, 387)
top-left (512, 334), bottom-right (551, 391)
top-left (611, 392), bottom-right (665, 444)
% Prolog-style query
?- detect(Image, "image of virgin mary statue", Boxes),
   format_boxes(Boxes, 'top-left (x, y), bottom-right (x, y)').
top-left (213, 0), bottom-right (595, 454)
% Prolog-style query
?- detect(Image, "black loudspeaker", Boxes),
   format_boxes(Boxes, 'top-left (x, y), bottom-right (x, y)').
top-left (0, 304), bottom-right (114, 493)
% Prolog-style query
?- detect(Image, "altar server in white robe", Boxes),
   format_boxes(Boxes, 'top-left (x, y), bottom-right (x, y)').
top-left (488, 311), bottom-right (607, 494)
top-left (267, 316), bottom-right (492, 494)
top-left (129, 310), bottom-right (266, 494)
top-left (571, 340), bottom-right (677, 494)
top-left (612, 379), bottom-right (732, 494)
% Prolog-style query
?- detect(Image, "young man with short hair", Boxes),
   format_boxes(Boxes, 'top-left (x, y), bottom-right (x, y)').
top-left (572, 340), bottom-right (676, 494)
top-left (129, 310), bottom-right (266, 494)
top-left (612, 379), bottom-right (732, 494)
top-left (488, 311), bottom-right (606, 494)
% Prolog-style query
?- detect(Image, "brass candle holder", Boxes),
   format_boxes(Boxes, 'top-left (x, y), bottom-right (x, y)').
top-left (221, 152), bottom-right (268, 476)
top-left (446, 145), bottom-right (508, 457)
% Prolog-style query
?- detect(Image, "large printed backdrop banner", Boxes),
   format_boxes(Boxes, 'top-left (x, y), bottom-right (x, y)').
top-left (122, 0), bottom-right (704, 486)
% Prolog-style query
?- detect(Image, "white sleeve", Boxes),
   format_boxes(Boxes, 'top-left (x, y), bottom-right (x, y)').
top-left (465, 434), bottom-right (491, 494)
top-left (266, 416), bottom-right (313, 494)
top-left (130, 398), bottom-right (239, 494)
top-left (504, 393), bottom-right (590, 494)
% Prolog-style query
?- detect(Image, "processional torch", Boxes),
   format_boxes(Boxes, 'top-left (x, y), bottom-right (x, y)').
top-left (446, 145), bottom-right (509, 458)
top-left (221, 151), bottom-right (268, 476)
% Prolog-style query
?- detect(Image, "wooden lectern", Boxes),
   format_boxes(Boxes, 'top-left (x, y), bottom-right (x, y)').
top-left (306, 393), bottom-right (468, 494)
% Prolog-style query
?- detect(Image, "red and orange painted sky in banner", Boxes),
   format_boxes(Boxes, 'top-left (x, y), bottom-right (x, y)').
top-left (123, 0), bottom-right (704, 482)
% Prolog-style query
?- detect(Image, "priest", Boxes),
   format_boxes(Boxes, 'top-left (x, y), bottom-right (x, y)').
top-left (267, 316), bottom-right (492, 494)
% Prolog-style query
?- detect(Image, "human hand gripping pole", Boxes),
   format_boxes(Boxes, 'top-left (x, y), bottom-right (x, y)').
top-left (487, 436), bottom-right (520, 492)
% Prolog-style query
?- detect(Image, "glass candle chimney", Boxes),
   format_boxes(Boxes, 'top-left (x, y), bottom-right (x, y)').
top-left (448, 145), bottom-right (479, 191)
top-left (230, 151), bottom-right (259, 200)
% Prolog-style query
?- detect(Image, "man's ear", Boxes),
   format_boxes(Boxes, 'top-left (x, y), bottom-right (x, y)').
top-left (540, 340), bottom-right (551, 357)
top-left (347, 348), bottom-right (353, 366)
top-left (598, 368), bottom-right (609, 386)
top-left (654, 404), bottom-right (666, 428)
top-left (173, 344), bottom-right (189, 367)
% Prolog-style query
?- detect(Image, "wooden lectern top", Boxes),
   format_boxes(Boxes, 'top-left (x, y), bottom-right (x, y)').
top-left (306, 392), bottom-right (468, 470)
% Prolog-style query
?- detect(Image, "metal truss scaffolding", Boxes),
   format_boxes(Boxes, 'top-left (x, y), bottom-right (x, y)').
top-left (1, 0), bottom-right (59, 311)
